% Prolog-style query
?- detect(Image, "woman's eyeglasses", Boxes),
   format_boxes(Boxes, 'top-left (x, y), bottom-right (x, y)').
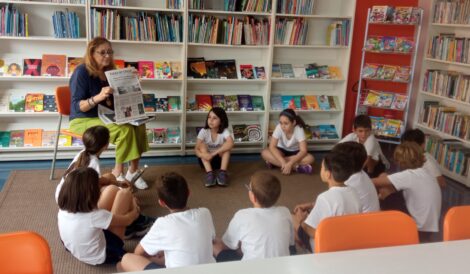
top-left (244, 183), bottom-right (252, 192)
top-left (95, 50), bottom-right (114, 57)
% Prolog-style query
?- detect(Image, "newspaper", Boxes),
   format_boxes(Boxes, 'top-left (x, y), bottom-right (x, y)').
top-left (102, 68), bottom-right (149, 125)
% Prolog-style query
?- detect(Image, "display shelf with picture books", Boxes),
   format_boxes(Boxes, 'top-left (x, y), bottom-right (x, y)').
top-left (355, 5), bottom-right (423, 144)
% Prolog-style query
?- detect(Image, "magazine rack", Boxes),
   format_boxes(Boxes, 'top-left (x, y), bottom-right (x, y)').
top-left (354, 7), bottom-right (423, 144)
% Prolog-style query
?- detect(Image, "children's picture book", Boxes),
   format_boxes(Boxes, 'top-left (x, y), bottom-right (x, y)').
top-left (365, 36), bottom-right (382, 51)
top-left (280, 64), bottom-right (295, 78)
top-left (369, 6), bottom-right (389, 22)
top-left (393, 66), bottom-right (411, 82)
top-left (319, 124), bottom-right (339, 139)
top-left (370, 116), bottom-right (385, 135)
top-left (377, 65), bottom-right (397, 80)
top-left (232, 124), bottom-right (248, 142)
top-left (67, 57), bottom-right (83, 76)
top-left (161, 61), bottom-right (172, 79)
top-left (124, 62), bottom-right (138, 70)
top-left (43, 95), bottom-right (57, 112)
top-left (196, 94), bottom-right (212, 111)
top-left (156, 98), bottom-right (169, 112)
top-left (168, 96), bottom-right (181, 111)
top-left (383, 119), bottom-right (402, 137)
top-left (395, 37), bottom-right (414, 53)
top-left (170, 61), bottom-right (182, 79)
top-left (138, 61), bottom-right (155, 79)
top-left (394, 6), bottom-right (413, 24)
top-left (23, 59), bottom-right (42, 76)
top-left (240, 64), bottom-right (255, 79)
top-left (255, 66), bottom-right (266, 79)
top-left (305, 95), bottom-right (319, 110)
top-left (237, 95), bottom-right (253, 111)
top-left (376, 92), bottom-right (394, 108)
top-left (143, 93), bottom-right (156, 112)
top-left (114, 59), bottom-right (125, 69)
top-left (293, 95), bottom-right (302, 110)
top-left (3, 56), bottom-right (22, 76)
top-left (329, 66), bottom-right (343, 79)
top-left (9, 94), bottom-right (25, 112)
top-left (362, 64), bottom-right (379, 78)
top-left (187, 96), bottom-right (197, 111)
top-left (363, 90), bottom-right (380, 106)
top-left (24, 129), bottom-right (43, 147)
top-left (41, 54), bottom-right (66, 77)
top-left (270, 95), bottom-right (283, 110)
top-left (185, 127), bottom-right (198, 144)
top-left (58, 134), bottom-right (72, 147)
top-left (153, 128), bottom-right (168, 144)
top-left (225, 95), bottom-right (240, 111)
top-left (293, 64), bottom-right (306, 78)
top-left (41, 130), bottom-right (56, 147)
top-left (281, 95), bottom-right (295, 109)
top-left (271, 64), bottom-right (282, 78)
top-left (300, 95), bottom-right (308, 110)
top-left (9, 130), bottom-right (25, 147)
top-left (317, 95), bottom-right (331, 110)
top-left (309, 125), bottom-right (321, 140)
top-left (318, 66), bottom-right (331, 79)
top-left (246, 124), bottom-right (262, 142)
top-left (381, 36), bottom-right (396, 52)
top-left (25, 93), bottom-right (44, 112)
top-left (215, 59), bottom-right (237, 79)
top-left (205, 60), bottom-right (218, 79)
top-left (305, 63), bottom-right (319, 79)
top-left (0, 131), bottom-right (10, 147)
top-left (328, 96), bottom-right (340, 110)
top-left (212, 95), bottom-right (226, 109)
top-left (391, 94), bottom-right (408, 110)
top-left (410, 7), bottom-right (421, 24)
top-left (187, 57), bottom-right (205, 79)
top-left (167, 127), bottom-right (181, 143)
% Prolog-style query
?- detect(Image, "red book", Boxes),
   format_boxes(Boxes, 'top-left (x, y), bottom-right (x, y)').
top-left (300, 96), bottom-right (308, 110)
top-left (41, 54), bottom-right (66, 77)
top-left (138, 61), bottom-right (154, 78)
top-left (23, 59), bottom-right (42, 76)
top-left (67, 57), bottom-right (83, 76)
top-left (114, 59), bottom-right (125, 69)
top-left (195, 94), bottom-right (212, 111)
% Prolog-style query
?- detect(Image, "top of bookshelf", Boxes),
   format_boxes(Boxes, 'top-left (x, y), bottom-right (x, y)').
top-left (91, 4), bottom-right (183, 13)
top-left (276, 13), bottom-right (352, 19)
top-left (431, 23), bottom-right (470, 28)
top-left (0, 0), bottom-right (85, 8)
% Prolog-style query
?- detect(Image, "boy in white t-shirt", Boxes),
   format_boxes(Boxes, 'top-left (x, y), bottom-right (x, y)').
top-left (293, 151), bottom-right (361, 252)
top-left (340, 115), bottom-right (390, 178)
top-left (401, 128), bottom-right (446, 188)
top-left (213, 171), bottom-right (295, 261)
top-left (372, 142), bottom-right (442, 243)
top-left (118, 172), bottom-right (216, 271)
top-left (332, 142), bottom-right (380, 213)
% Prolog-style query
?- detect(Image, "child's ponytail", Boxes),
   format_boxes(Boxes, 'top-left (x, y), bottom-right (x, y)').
top-left (279, 108), bottom-right (306, 128)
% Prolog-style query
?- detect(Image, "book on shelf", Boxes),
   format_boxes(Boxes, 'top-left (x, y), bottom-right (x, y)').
top-left (237, 95), bottom-right (253, 111)
top-left (369, 6), bottom-right (420, 24)
top-left (124, 62), bottom-right (138, 70)
top-left (24, 129), bottom-right (43, 147)
top-left (393, 7), bottom-right (413, 24)
top-left (41, 54), bottom-right (66, 77)
top-left (187, 97), bottom-right (197, 111)
top-left (432, 0), bottom-right (470, 24)
top-left (376, 65), bottom-right (397, 80)
top-left (272, 64), bottom-right (282, 78)
top-left (196, 94), bottom-right (212, 111)
top-left (212, 95), bottom-right (226, 110)
top-left (187, 57), bottom-right (207, 79)
top-left (281, 95), bottom-right (295, 110)
top-left (205, 60), bottom-right (218, 79)
top-left (3, 58), bottom-right (22, 77)
top-left (255, 67), bottom-right (266, 79)
top-left (293, 64), bottom-right (306, 78)
top-left (225, 95), bottom-right (240, 111)
top-left (143, 94), bottom-right (156, 112)
top-left (9, 130), bottom-right (25, 147)
top-left (67, 57), bottom-right (83, 76)
top-left (114, 59), bottom-right (125, 69)
top-left (280, 64), bottom-right (295, 78)
top-left (326, 19), bottom-right (351, 46)
top-left (216, 60), bottom-right (238, 79)
top-left (153, 128), bottom-right (168, 144)
top-left (308, 124), bottom-right (339, 140)
top-left (393, 66), bottom-right (411, 82)
top-left (245, 124), bottom-right (263, 142)
top-left (422, 69), bottom-right (470, 103)
top-left (9, 94), bottom-right (25, 112)
top-left (251, 96), bottom-right (264, 111)
top-left (52, 10), bottom-right (80, 39)
top-left (43, 95), bottom-right (57, 112)
top-left (427, 34), bottom-right (470, 64)
top-left (166, 127), bottom-right (181, 144)
top-left (138, 61), bottom-right (155, 79)
top-left (170, 61), bottom-right (182, 79)
top-left (362, 63), bottom-right (410, 82)
top-left (156, 98), bottom-right (169, 112)
top-left (391, 94), bottom-right (408, 110)
top-left (0, 131), bottom-right (10, 147)
top-left (41, 131), bottom-right (56, 147)
top-left (305, 95), bottom-right (319, 110)
top-left (58, 134), bottom-right (72, 147)
top-left (25, 93), bottom-right (44, 112)
top-left (185, 126), bottom-right (199, 144)
top-left (317, 95), bottom-right (330, 110)
top-left (155, 61), bottom-right (172, 79)
top-left (277, 0), bottom-right (314, 15)
top-left (23, 59), bottom-right (42, 76)
top-left (275, 17), bottom-right (308, 45)
top-left (369, 6), bottom-right (395, 23)
top-left (269, 95), bottom-right (282, 111)
top-left (168, 96), bottom-right (181, 111)
top-left (0, 5), bottom-right (28, 37)
top-left (376, 92), bottom-right (394, 108)
top-left (232, 124), bottom-right (248, 142)
top-left (240, 64), bottom-right (256, 79)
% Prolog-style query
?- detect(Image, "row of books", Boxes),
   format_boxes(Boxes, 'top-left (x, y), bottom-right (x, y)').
top-left (276, 0), bottom-right (315, 15)
top-left (370, 116), bottom-right (403, 138)
top-left (270, 95), bottom-right (340, 111)
top-left (432, 0), bottom-right (470, 25)
top-left (188, 15), bottom-right (269, 45)
top-left (143, 95), bottom-right (181, 112)
top-left (326, 20), bottom-right (350, 46)
top-left (166, 0), bottom-right (182, 9)
top-left (423, 69), bottom-right (470, 104)
top-left (272, 63), bottom-right (342, 79)
top-left (362, 63), bottom-right (411, 82)
top-left (365, 36), bottom-right (414, 53)
top-left (369, 6), bottom-right (421, 24)
top-left (419, 101), bottom-right (470, 141)
top-left (0, 129), bottom-right (81, 148)
top-left (362, 90), bottom-right (407, 110)
top-left (147, 127), bottom-right (181, 144)
top-left (0, 4), bottom-right (28, 37)
top-left (1, 93), bottom-right (57, 113)
top-left (427, 34), bottom-right (470, 64)
top-left (91, 0), bottom-right (126, 5)
top-left (425, 134), bottom-right (470, 180)
top-left (187, 94), bottom-right (264, 112)
top-left (54, 0), bottom-right (85, 3)
top-left (52, 10), bottom-right (80, 39)
top-left (90, 9), bottom-right (183, 42)
top-left (274, 18), bottom-right (307, 45)
top-left (224, 0), bottom-right (271, 12)
top-left (187, 58), bottom-right (262, 79)
top-left (118, 60), bottom-right (182, 79)
top-left (188, 0), bottom-right (204, 9)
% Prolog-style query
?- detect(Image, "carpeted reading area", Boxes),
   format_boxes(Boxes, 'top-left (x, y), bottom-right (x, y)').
top-left (0, 161), bottom-right (326, 274)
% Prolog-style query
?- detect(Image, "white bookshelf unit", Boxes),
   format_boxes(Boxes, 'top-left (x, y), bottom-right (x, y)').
top-left (413, 0), bottom-right (470, 186)
top-left (0, 0), bottom-right (356, 161)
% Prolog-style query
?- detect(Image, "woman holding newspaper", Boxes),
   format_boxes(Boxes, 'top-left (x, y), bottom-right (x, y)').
top-left (69, 37), bottom-right (149, 190)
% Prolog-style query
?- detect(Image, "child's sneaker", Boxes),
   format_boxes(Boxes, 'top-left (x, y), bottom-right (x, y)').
top-left (126, 170), bottom-right (148, 190)
top-left (265, 161), bottom-right (274, 169)
top-left (296, 164), bottom-right (313, 174)
top-left (205, 171), bottom-right (216, 187)
top-left (216, 170), bottom-right (228, 186)
top-left (115, 173), bottom-right (125, 182)
top-left (124, 215), bottom-right (156, 239)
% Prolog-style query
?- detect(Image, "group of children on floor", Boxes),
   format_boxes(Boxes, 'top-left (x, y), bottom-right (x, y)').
top-left (55, 111), bottom-right (444, 271)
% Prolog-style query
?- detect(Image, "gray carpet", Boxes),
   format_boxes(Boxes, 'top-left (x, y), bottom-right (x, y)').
top-left (0, 161), bottom-right (326, 274)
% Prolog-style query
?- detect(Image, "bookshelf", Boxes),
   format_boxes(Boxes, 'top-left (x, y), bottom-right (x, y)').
top-left (0, 0), bottom-right (356, 160)
top-left (414, 0), bottom-right (470, 186)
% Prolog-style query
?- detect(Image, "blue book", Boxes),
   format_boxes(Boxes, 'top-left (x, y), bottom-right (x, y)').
top-left (317, 95), bottom-right (331, 110)
top-left (319, 125), bottom-right (339, 139)
top-left (237, 95), bottom-right (253, 111)
top-left (281, 95), bottom-right (295, 109)
top-left (270, 95), bottom-right (282, 110)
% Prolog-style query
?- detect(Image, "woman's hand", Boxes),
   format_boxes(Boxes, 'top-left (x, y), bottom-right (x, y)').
top-left (97, 86), bottom-right (113, 102)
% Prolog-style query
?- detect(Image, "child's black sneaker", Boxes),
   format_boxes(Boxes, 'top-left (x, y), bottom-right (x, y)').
top-left (205, 171), bottom-right (216, 187)
top-left (216, 170), bottom-right (228, 186)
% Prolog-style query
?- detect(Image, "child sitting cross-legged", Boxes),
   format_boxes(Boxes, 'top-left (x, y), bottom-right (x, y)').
top-left (118, 172), bottom-right (216, 271)
top-left (293, 151), bottom-right (361, 252)
top-left (213, 171), bottom-right (295, 261)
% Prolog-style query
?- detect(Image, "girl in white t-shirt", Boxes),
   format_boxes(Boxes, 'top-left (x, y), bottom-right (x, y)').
top-left (261, 109), bottom-right (314, 175)
top-left (195, 107), bottom-right (234, 187)
top-left (58, 167), bottom-right (139, 265)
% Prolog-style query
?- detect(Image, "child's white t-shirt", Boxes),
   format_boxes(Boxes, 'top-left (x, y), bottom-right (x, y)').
top-left (388, 167), bottom-right (442, 232)
top-left (197, 128), bottom-right (232, 152)
top-left (57, 209), bottom-right (112, 265)
top-left (55, 150), bottom-right (101, 203)
top-left (222, 206), bottom-right (295, 261)
top-left (345, 171), bottom-right (380, 213)
top-left (140, 208), bottom-right (216, 268)
top-left (272, 124), bottom-right (305, 152)
top-left (304, 186), bottom-right (361, 230)
top-left (340, 133), bottom-right (390, 168)
top-left (423, 152), bottom-right (442, 178)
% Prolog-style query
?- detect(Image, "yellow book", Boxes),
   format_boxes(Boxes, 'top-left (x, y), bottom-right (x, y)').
top-left (305, 95), bottom-right (320, 110)
top-left (24, 129), bottom-right (43, 147)
top-left (58, 135), bottom-right (72, 147)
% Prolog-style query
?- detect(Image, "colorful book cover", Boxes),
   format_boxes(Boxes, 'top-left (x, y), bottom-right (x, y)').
top-left (43, 95), bottom-right (57, 112)
top-left (168, 96), bottom-right (181, 111)
top-left (328, 66), bottom-right (342, 79)
top-left (196, 94), bottom-right (212, 111)
top-left (205, 60), bottom-right (218, 79)
top-left (305, 63), bottom-right (319, 79)
top-left (270, 95), bottom-right (283, 110)
top-left (319, 125), bottom-right (339, 139)
top-left (293, 95), bottom-right (302, 110)
top-left (240, 64), bottom-right (255, 79)
top-left (23, 128), bottom-right (42, 147)
top-left (58, 135), bottom-right (72, 146)
top-left (232, 124), bottom-right (248, 142)
top-left (365, 36), bottom-right (382, 51)
top-left (0, 131), bottom-right (10, 147)
top-left (154, 61), bottom-right (164, 79)
top-left (24, 93), bottom-right (44, 112)
top-left (328, 96), bottom-right (339, 110)
top-left (237, 95), bottom-right (253, 111)
top-left (300, 96), bottom-right (308, 110)
top-left (67, 57), bottom-right (83, 76)
top-left (246, 124), bottom-right (262, 141)
top-left (383, 119), bottom-right (402, 137)
top-left (143, 93), bottom-right (156, 112)
top-left (281, 95), bottom-right (295, 110)
top-left (212, 95), bottom-right (226, 109)
top-left (363, 90), bottom-right (380, 106)
top-left (305, 95), bottom-right (320, 110)
top-left (377, 92), bottom-right (394, 108)
top-left (271, 64), bottom-right (282, 78)
top-left (9, 130), bottom-right (24, 147)
top-left (114, 59), bottom-right (125, 69)
top-left (369, 6), bottom-right (389, 22)
top-left (393, 66), bottom-right (411, 82)
top-left (3, 58), bottom-right (22, 76)
top-left (185, 127), bottom-right (198, 144)
top-left (215, 59), bottom-right (237, 79)
top-left (146, 128), bottom-right (154, 144)
top-left (153, 128), bottom-right (168, 144)
top-left (381, 36), bottom-right (397, 52)
top-left (395, 37), bottom-right (414, 53)
top-left (280, 64), bottom-right (295, 78)
top-left (187, 96), bottom-right (197, 111)
top-left (393, 6), bottom-right (413, 24)
top-left (23, 59), bottom-right (42, 76)
top-left (167, 127), bottom-right (181, 143)
top-left (187, 57), bottom-right (207, 79)
top-left (370, 116), bottom-right (385, 135)
top-left (377, 65), bottom-right (397, 80)
top-left (160, 61), bottom-right (172, 79)
top-left (318, 65), bottom-right (330, 79)
top-left (156, 98), bottom-right (169, 112)
top-left (310, 125), bottom-right (321, 139)
top-left (255, 66), bottom-right (266, 79)
top-left (317, 95), bottom-right (331, 110)
top-left (72, 137), bottom-right (83, 146)
top-left (391, 94), bottom-right (408, 110)
top-left (41, 54), bottom-right (66, 77)
top-left (9, 94), bottom-right (25, 112)
top-left (124, 62), bottom-right (138, 70)
top-left (41, 130), bottom-right (56, 147)
top-left (410, 7), bottom-right (421, 24)
top-left (225, 95), bottom-right (240, 111)
top-left (170, 61), bottom-right (182, 79)
top-left (138, 61), bottom-right (155, 79)
top-left (251, 96), bottom-right (264, 111)
top-left (362, 63), bottom-right (379, 78)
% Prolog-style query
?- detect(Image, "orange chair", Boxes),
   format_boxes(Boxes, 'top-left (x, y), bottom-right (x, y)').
top-left (50, 86), bottom-right (82, 180)
top-left (314, 210), bottom-right (419, 253)
top-left (0, 231), bottom-right (53, 274)
top-left (443, 205), bottom-right (470, 241)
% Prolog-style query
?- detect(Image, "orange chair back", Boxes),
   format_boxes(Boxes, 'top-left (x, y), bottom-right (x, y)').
top-left (314, 211), bottom-right (419, 253)
top-left (444, 205), bottom-right (470, 241)
top-left (55, 86), bottom-right (71, 116)
top-left (0, 231), bottom-right (53, 274)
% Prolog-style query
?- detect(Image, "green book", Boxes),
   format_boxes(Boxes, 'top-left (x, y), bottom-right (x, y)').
top-left (9, 94), bottom-right (25, 112)
top-left (0, 131), bottom-right (10, 147)
top-left (251, 96), bottom-right (264, 111)
top-left (168, 96), bottom-right (181, 111)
